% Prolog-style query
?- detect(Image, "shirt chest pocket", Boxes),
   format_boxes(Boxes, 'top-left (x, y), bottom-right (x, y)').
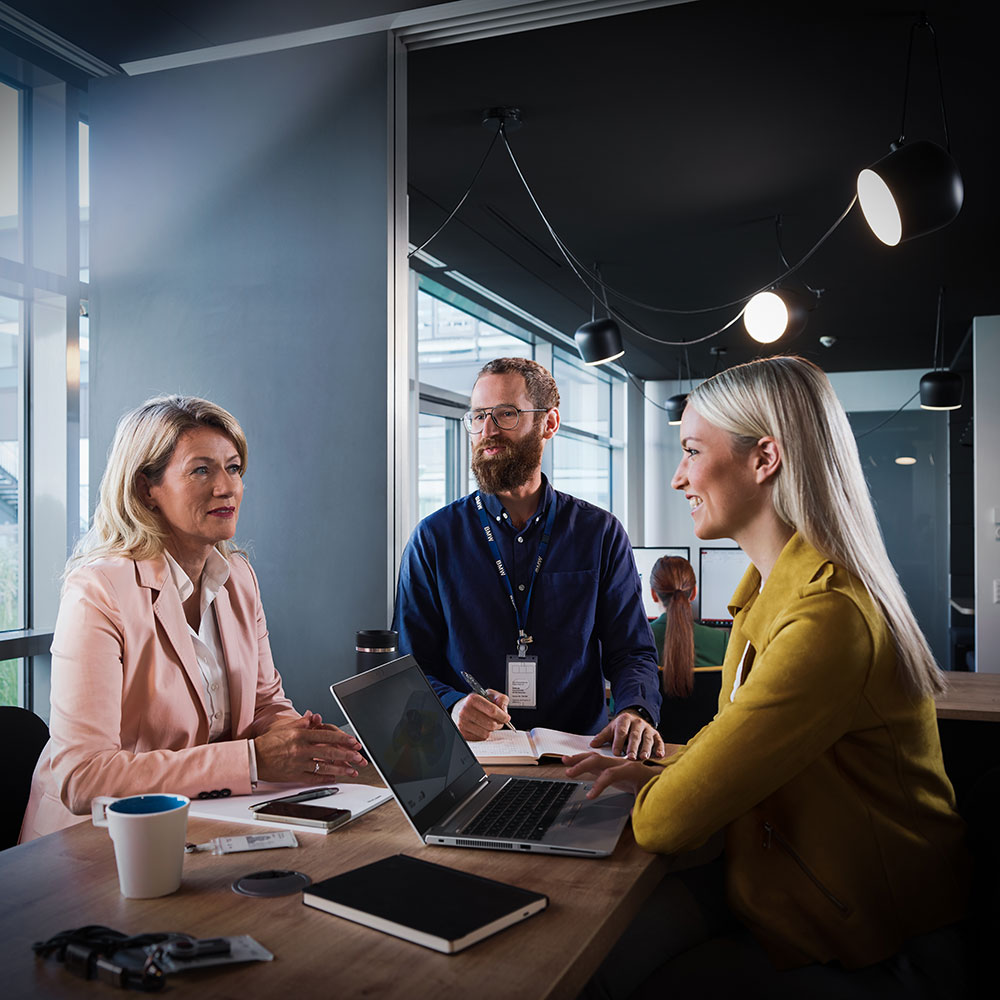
top-left (531, 571), bottom-right (599, 633)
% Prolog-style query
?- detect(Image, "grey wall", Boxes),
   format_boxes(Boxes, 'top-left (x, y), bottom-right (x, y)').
top-left (89, 33), bottom-right (392, 712)
top-left (974, 316), bottom-right (1000, 671)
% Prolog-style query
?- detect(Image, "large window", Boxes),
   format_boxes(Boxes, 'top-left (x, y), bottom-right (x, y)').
top-left (0, 80), bottom-right (20, 262)
top-left (417, 280), bottom-right (533, 395)
top-left (0, 53), bottom-right (88, 712)
top-left (550, 348), bottom-right (624, 512)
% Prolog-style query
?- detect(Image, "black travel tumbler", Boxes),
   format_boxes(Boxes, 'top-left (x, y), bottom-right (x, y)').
top-left (355, 630), bottom-right (398, 675)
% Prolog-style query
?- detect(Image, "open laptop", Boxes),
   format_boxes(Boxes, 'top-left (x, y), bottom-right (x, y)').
top-left (331, 655), bottom-right (634, 857)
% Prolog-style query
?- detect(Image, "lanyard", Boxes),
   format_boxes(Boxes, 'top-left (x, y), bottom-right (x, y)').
top-left (474, 493), bottom-right (558, 657)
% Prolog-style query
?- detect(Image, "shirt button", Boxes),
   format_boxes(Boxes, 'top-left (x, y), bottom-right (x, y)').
top-left (214, 712), bottom-right (222, 720)
top-left (496, 516), bottom-right (501, 522)
top-left (518, 584), bottom-right (525, 592)
top-left (517, 537), bottom-right (523, 543)
top-left (502, 512), bottom-right (508, 519)
top-left (211, 683), bottom-right (219, 691)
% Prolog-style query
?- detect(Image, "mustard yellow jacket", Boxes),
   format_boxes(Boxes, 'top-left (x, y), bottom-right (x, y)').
top-left (632, 533), bottom-right (968, 969)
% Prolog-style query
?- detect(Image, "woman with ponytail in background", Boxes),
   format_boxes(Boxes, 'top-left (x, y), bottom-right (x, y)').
top-left (649, 556), bottom-right (728, 743)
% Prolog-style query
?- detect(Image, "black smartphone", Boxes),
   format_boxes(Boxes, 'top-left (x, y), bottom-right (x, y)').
top-left (254, 801), bottom-right (352, 831)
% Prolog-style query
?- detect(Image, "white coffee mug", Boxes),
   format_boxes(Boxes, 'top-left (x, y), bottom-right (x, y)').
top-left (91, 793), bottom-right (190, 898)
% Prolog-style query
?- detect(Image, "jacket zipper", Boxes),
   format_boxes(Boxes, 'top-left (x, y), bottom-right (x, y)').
top-left (762, 822), bottom-right (850, 915)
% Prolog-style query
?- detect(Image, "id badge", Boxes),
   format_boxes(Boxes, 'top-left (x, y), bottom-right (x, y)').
top-left (506, 655), bottom-right (538, 709)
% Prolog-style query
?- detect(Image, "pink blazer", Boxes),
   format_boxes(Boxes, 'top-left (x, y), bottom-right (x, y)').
top-left (20, 553), bottom-right (298, 842)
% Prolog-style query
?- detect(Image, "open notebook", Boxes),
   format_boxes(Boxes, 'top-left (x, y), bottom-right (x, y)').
top-left (469, 728), bottom-right (622, 765)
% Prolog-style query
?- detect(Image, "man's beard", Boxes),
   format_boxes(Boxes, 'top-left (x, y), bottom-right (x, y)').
top-left (472, 426), bottom-right (545, 495)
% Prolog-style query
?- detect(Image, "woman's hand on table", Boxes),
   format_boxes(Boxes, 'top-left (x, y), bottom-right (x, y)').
top-left (255, 714), bottom-right (368, 782)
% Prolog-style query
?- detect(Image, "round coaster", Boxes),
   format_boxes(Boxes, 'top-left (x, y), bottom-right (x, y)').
top-left (232, 869), bottom-right (312, 897)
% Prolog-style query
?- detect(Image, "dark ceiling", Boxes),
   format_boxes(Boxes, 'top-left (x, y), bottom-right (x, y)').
top-left (5, 0), bottom-right (998, 382)
top-left (407, 0), bottom-right (999, 381)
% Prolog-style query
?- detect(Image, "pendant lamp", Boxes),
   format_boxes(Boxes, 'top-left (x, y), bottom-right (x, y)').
top-left (744, 288), bottom-right (809, 344)
top-left (665, 393), bottom-right (687, 426)
top-left (918, 286), bottom-right (962, 411)
top-left (575, 263), bottom-right (625, 366)
top-left (858, 18), bottom-right (963, 246)
top-left (918, 369), bottom-right (962, 410)
top-left (858, 140), bottom-right (963, 246)
top-left (575, 317), bottom-right (625, 366)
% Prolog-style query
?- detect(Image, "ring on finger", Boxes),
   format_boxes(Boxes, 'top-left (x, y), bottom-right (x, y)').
top-left (313, 760), bottom-right (320, 774)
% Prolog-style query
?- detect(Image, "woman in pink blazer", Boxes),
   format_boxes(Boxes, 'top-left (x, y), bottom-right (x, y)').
top-left (21, 396), bottom-right (366, 841)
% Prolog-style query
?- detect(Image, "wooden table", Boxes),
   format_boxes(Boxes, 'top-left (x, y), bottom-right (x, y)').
top-left (936, 672), bottom-right (1000, 722)
top-left (0, 768), bottom-right (714, 999)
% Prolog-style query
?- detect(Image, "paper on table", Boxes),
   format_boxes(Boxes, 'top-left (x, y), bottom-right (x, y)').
top-left (470, 727), bottom-right (620, 764)
top-left (188, 781), bottom-right (393, 836)
top-left (473, 729), bottom-right (536, 758)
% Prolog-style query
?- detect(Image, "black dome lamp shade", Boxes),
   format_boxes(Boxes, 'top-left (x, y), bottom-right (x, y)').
top-left (919, 369), bottom-right (962, 411)
top-left (575, 317), bottom-right (624, 366)
top-left (575, 262), bottom-right (625, 366)
top-left (858, 18), bottom-right (963, 246)
top-left (665, 393), bottom-right (688, 426)
top-left (857, 140), bottom-right (963, 246)
top-left (743, 288), bottom-right (809, 344)
top-left (918, 285), bottom-right (962, 411)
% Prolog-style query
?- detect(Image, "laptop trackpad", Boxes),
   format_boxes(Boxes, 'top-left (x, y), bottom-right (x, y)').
top-left (546, 787), bottom-right (632, 841)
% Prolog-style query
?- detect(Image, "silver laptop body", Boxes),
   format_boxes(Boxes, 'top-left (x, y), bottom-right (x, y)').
top-left (331, 655), bottom-right (633, 857)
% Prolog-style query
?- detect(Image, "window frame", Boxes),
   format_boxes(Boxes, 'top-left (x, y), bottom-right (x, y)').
top-left (0, 50), bottom-right (88, 714)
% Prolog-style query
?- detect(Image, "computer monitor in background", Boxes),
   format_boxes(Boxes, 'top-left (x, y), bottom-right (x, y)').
top-left (631, 546), bottom-right (690, 619)
top-left (698, 547), bottom-right (750, 625)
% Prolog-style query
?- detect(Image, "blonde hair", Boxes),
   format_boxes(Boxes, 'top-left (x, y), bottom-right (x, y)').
top-left (688, 356), bottom-right (944, 697)
top-left (69, 395), bottom-right (248, 572)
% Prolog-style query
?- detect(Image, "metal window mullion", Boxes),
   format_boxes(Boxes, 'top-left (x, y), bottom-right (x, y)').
top-left (20, 80), bottom-right (33, 709)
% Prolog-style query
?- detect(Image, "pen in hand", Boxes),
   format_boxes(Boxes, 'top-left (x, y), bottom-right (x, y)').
top-left (461, 671), bottom-right (516, 732)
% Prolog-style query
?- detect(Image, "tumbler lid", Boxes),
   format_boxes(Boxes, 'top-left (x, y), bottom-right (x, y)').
top-left (355, 629), bottom-right (397, 652)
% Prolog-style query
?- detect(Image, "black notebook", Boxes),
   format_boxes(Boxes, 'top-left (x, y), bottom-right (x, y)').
top-left (302, 853), bottom-right (548, 953)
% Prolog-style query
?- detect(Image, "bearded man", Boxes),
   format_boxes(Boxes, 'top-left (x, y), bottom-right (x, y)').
top-left (392, 357), bottom-right (663, 760)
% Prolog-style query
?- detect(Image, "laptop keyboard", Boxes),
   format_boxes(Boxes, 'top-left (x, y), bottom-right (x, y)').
top-left (464, 778), bottom-right (575, 842)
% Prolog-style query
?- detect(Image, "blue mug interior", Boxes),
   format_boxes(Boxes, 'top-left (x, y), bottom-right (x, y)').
top-left (109, 795), bottom-right (186, 815)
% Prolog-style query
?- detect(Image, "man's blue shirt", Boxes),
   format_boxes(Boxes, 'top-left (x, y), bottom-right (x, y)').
top-left (392, 477), bottom-right (661, 735)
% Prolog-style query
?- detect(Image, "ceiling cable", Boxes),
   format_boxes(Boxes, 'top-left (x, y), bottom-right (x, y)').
top-left (853, 390), bottom-right (920, 439)
top-left (497, 123), bottom-right (861, 347)
top-left (412, 112), bottom-right (858, 349)
top-left (407, 122), bottom-right (502, 260)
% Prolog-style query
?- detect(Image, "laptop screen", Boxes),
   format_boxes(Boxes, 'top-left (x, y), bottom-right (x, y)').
top-left (331, 656), bottom-right (486, 835)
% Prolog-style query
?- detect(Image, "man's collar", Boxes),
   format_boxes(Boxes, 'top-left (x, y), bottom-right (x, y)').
top-left (477, 473), bottom-right (554, 524)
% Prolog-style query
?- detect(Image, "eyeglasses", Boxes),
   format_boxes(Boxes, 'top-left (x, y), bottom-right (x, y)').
top-left (462, 404), bottom-right (549, 433)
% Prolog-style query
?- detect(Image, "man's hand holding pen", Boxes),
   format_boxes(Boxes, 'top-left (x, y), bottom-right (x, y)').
top-left (454, 671), bottom-right (514, 741)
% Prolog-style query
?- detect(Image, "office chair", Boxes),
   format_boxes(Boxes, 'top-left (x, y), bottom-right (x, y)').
top-left (657, 667), bottom-right (723, 745)
top-left (0, 706), bottom-right (50, 849)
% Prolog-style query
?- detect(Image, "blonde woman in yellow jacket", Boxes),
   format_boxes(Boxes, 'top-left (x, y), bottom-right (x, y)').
top-left (566, 357), bottom-right (968, 998)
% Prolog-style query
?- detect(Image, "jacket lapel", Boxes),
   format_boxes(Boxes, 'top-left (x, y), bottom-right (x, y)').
top-left (736, 533), bottom-right (830, 660)
top-left (213, 583), bottom-right (250, 736)
top-left (137, 557), bottom-right (211, 722)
